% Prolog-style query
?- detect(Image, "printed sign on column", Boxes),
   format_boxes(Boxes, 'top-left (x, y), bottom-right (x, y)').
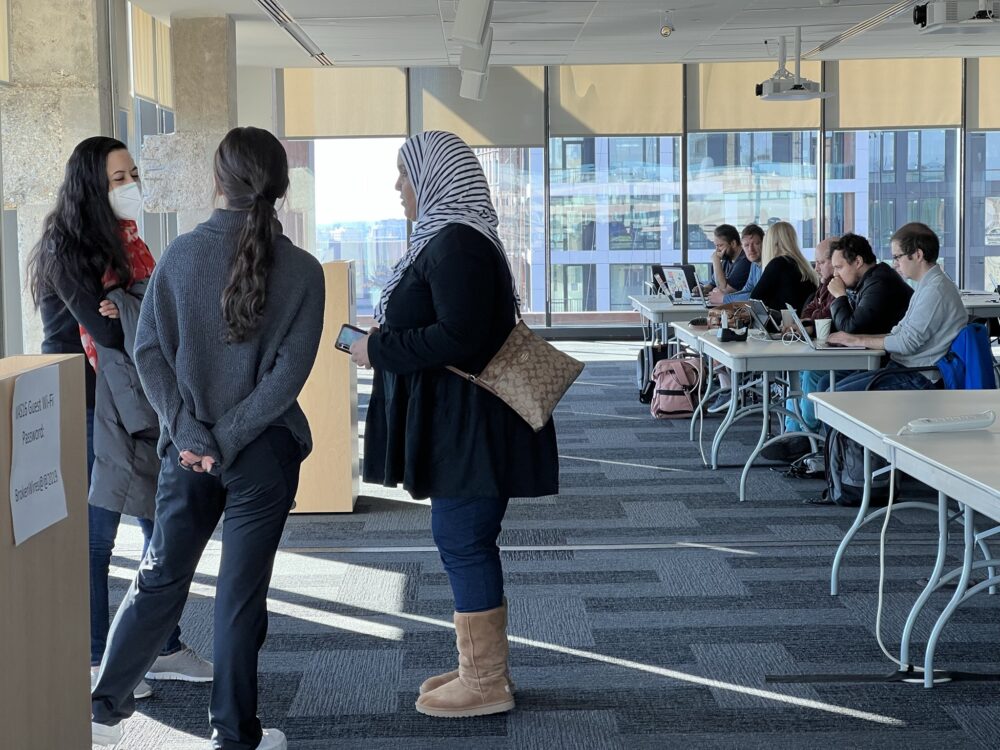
top-left (9, 365), bottom-right (67, 545)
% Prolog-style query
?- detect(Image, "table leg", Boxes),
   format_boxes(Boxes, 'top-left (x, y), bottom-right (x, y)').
top-left (900, 491), bottom-right (949, 667)
top-left (830, 446), bottom-right (873, 596)
top-left (691, 353), bottom-right (713, 445)
top-left (738, 371), bottom-right (771, 502)
top-left (711, 371), bottom-right (740, 470)
top-left (923, 502), bottom-right (975, 688)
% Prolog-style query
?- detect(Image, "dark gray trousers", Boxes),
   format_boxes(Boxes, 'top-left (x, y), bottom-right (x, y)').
top-left (92, 426), bottom-right (301, 750)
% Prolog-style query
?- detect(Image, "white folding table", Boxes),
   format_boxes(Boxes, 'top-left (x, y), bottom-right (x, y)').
top-left (884, 430), bottom-right (1000, 687)
top-left (696, 334), bottom-right (883, 501)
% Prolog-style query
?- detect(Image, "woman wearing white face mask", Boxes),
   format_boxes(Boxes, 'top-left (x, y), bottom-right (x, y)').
top-left (27, 137), bottom-right (211, 696)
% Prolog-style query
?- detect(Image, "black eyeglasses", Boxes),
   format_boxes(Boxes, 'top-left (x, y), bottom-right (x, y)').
top-left (891, 252), bottom-right (912, 262)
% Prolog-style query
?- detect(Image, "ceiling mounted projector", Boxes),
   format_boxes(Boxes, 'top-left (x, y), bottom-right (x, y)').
top-left (914, 0), bottom-right (999, 33)
top-left (755, 28), bottom-right (831, 101)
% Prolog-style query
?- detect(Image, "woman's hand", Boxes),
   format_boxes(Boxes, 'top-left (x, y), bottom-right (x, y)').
top-left (350, 334), bottom-right (372, 369)
top-left (99, 300), bottom-right (120, 319)
top-left (180, 450), bottom-right (216, 474)
top-left (708, 288), bottom-right (725, 306)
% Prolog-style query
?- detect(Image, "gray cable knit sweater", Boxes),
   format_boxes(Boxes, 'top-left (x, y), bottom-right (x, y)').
top-left (134, 209), bottom-right (325, 469)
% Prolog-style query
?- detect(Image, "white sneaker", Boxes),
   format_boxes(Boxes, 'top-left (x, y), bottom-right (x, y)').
top-left (91, 668), bottom-right (153, 700)
top-left (145, 645), bottom-right (214, 682)
top-left (91, 720), bottom-right (122, 746)
top-left (132, 679), bottom-right (153, 700)
top-left (257, 728), bottom-right (287, 750)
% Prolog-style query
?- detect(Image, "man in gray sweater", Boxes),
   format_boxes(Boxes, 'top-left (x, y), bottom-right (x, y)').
top-left (826, 222), bottom-right (967, 390)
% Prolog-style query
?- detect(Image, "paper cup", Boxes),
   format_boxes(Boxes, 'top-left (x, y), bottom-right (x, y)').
top-left (780, 309), bottom-right (794, 329)
top-left (815, 318), bottom-right (832, 340)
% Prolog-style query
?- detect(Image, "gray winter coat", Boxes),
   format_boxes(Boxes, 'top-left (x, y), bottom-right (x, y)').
top-left (89, 281), bottom-right (159, 520)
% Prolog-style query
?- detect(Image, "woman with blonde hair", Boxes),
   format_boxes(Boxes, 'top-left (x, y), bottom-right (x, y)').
top-left (750, 221), bottom-right (818, 314)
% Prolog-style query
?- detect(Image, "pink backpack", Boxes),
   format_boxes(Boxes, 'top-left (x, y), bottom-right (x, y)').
top-left (650, 356), bottom-right (703, 419)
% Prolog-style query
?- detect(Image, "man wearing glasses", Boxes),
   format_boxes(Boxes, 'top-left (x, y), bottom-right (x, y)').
top-left (825, 222), bottom-right (967, 391)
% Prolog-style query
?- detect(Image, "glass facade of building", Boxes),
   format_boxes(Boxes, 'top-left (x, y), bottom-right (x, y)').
top-left (549, 137), bottom-right (681, 318)
top-left (965, 131), bottom-right (1000, 291)
top-left (272, 128), bottom-right (998, 323)
top-left (825, 129), bottom-right (959, 279)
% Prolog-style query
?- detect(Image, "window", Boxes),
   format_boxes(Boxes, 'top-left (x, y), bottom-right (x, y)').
top-left (550, 136), bottom-right (681, 321)
top-left (472, 146), bottom-right (545, 314)
top-left (550, 264), bottom-right (596, 314)
top-left (964, 131), bottom-right (1000, 290)
top-left (134, 97), bottom-right (177, 257)
top-left (826, 128), bottom-right (958, 277)
top-left (688, 130), bottom-right (819, 260)
top-left (609, 264), bottom-right (647, 311)
top-left (277, 138), bottom-right (406, 323)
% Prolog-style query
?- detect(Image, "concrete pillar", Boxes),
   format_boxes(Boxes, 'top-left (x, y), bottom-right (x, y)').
top-left (141, 16), bottom-right (237, 233)
top-left (0, 0), bottom-right (113, 351)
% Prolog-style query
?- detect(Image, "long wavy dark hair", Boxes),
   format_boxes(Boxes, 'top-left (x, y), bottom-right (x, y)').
top-left (214, 127), bottom-right (289, 343)
top-left (27, 136), bottom-right (133, 306)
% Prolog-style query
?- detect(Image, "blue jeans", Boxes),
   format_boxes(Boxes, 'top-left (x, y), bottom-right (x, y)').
top-left (93, 427), bottom-right (301, 750)
top-left (87, 408), bottom-right (182, 666)
top-left (431, 497), bottom-right (509, 613)
top-left (785, 369), bottom-right (824, 433)
top-left (832, 362), bottom-right (940, 393)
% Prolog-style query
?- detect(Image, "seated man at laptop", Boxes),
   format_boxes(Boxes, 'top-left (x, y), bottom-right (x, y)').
top-left (776, 232), bottom-right (918, 457)
top-left (825, 222), bottom-right (967, 391)
top-left (708, 224), bottom-right (764, 305)
top-left (828, 233), bottom-right (912, 336)
top-left (704, 224), bottom-right (757, 298)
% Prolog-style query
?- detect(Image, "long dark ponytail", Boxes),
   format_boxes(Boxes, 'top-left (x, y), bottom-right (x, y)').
top-left (27, 136), bottom-right (133, 306)
top-left (214, 127), bottom-right (290, 343)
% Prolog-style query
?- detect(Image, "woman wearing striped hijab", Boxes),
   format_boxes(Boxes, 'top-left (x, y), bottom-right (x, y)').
top-left (350, 131), bottom-right (559, 718)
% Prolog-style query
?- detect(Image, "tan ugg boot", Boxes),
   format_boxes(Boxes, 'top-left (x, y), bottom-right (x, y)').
top-left (419, 601), bottom-right (515, 695)
top-left (415, 605), bottom-right (515, 717)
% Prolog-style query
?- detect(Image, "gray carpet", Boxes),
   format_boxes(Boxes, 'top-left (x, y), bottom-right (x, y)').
top-left (107, 341), bottom-right (1000, 749)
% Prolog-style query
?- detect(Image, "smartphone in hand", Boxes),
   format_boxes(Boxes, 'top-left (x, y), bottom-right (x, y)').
top-left (334, 323), bottom-right (367, 353)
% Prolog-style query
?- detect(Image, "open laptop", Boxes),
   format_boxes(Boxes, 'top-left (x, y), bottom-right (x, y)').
top-left (665, 264), bottom-right (699, 291)
top-left (748, 299), bottom-right (783, 339)
top-left (689, 274), bottom-right (711, 309)
top-left (785, 303), bottom-right (866, 350)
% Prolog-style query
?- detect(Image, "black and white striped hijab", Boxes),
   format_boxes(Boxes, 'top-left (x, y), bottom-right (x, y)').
top-left (373, 130), bottom-right (519, 324)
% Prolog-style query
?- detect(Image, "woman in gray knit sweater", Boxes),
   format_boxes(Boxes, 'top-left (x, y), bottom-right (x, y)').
top-left (91, 127), bottom-right (325, 750)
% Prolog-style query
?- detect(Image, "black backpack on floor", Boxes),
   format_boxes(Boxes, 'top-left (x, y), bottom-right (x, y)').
top-left (637, 342), bottom-right (671, 403)
top-left (823, 428), bottom-right (891, 507)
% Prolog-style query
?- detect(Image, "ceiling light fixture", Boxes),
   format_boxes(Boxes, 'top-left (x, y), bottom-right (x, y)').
top-left (460, 70), bottom-right (489, 100)
top-left (660, 10), bottom-right (675, 37)
top-left (459, 26), bottom-right (493, 75)
top-left (254, 0), bottom-right (334, 66)
top-left (452, 0), bottom-right (494, 48)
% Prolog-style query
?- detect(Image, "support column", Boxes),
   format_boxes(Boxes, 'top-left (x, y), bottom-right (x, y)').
top-left (141, 16), bottom-right (237, 233)
top-left (0, 0), bottom-right (113, 351)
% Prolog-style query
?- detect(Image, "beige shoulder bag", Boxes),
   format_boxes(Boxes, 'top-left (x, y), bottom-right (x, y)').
top-left (447, 318), bottom-right (584, 432)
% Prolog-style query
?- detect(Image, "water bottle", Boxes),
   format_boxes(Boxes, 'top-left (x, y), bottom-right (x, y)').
top-left (720, 310), bottom-right (729, 329)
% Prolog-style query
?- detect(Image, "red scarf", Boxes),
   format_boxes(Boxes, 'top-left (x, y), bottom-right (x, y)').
top-left (80, 220), bottom-right (157, 370)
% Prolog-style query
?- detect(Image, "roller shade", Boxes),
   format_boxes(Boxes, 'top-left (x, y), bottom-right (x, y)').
top-left (154, 20), bottom-right (172, 108)
top-left (409, 66), bottom-right (544, 147)
top-left (968, 57), bottom-right (1000, 131)
top-left (687, 61), bottom-right (821, 132)
top-left (130, 5), bottom-right (156, 101)
top-left (282, 67), bottom-right (407, 138)
top-left (549, 64), bottom-right (683, 136)
top-left (825, 58), bottom-right (962, 130)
